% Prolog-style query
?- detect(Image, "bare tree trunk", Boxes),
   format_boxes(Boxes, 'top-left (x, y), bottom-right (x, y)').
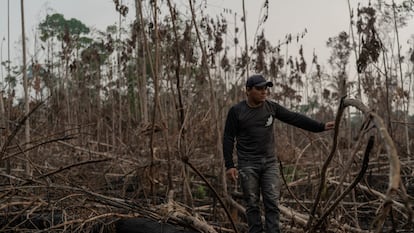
top-left (149, 0), bottom-right (160, 197)
top-left (381, 49), bottom-right (393, 135)
top-left (7, 0), bottom-right (11, 92)
top-left (347, 0), bottom-right (362, 99)
top-left (165, 0), bottom-right (182, 190)
top-left (188, 0), bottom-right (223, 199)
top-left (96, 66), bottom-right (102, 148)
top-left (233, 12), bottom-right (238, 98)
top-left (0, 90), bottom-right (9, 175)
top-left (392, 0), bottom-right (411, 157)
top-left (0, 92), bottom-right (5, 132)
top-left (152, 0), bottom-right (173, 199)
top-left (242, 0), bottom-right (249, 78)
top-left (135, 0), bottom-right (148, 123)
top-left (408, 67), bottom-right (414, 162)
top-left (64, 44), bottom-right (71, 128)
top-left (20, 0), bottom-right (31, 176)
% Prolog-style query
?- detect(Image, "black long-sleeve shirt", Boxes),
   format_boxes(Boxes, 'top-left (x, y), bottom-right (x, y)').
top-left (222, 99), bottom-right (326, 169)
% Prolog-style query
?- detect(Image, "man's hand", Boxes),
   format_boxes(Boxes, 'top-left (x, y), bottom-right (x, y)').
top-left (226, 168), bottom-right (238, 183)
top-left (324, 121), bottom-right (335, 130)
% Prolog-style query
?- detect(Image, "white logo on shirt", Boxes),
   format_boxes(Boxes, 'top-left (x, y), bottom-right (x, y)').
top-left (265, 115), bottom-right (273, 127)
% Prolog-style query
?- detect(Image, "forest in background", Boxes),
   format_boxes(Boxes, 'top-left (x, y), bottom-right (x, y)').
top-left (0, 0), bottom-right (414, 232)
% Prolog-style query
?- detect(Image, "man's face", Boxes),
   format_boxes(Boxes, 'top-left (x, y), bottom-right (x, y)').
top-left (247, 86), bottom-right (268, 103)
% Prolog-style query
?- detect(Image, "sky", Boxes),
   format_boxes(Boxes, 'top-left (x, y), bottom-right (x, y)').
top-left (0, 0), bottom-right (413, 79)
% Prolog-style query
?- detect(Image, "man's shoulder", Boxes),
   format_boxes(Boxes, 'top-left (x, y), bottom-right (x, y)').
top-left (265, 98), bottom-right (278, 105)
top-left (228, 101), bottom-right (247, 117)
top-left (232, 100), bottom-right (247, 109)
top-left (265, 99), bottom-right (281, 108)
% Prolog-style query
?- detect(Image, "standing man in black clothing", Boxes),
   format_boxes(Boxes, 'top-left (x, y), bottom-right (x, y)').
top-left (222, 74), bottom-right (335, 233)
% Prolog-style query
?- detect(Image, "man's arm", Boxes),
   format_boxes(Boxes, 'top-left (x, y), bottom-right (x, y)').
top-left (272, 101), bottom-right (326, 132)
top-left (223, 107), bottom-right (237, 169)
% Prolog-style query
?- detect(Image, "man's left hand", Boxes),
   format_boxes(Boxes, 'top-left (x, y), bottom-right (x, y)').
top-left (325, 121), bottom-right (335, 130)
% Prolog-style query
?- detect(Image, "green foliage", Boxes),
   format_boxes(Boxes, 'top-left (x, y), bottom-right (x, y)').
top-left (38, 13), bottom-right (90, 42)
top-left (77, 37), bottom-right (93, 49)
top-left (5, 71), bottom-right (17, 90)
top-left (66, 18), bottom-right (90, 35)
top-left (409, 113), bottom-right (414, 122)
top-left (298, 99), bottom-right (319, 114)
top-left (282, 165), bottom-right (306, 183)
top-left (326, 31), bottom-right (352, 97)
top-left (106, 25), bottom-right (118, 34)
top-left (38, 13), bottom-right (65, 41)
top-left (326, 31), bottom-right (351, 70)
top-left (80, 41), bottom-right (110, 65)
top-left (194, 185), bottom-right (207, 199)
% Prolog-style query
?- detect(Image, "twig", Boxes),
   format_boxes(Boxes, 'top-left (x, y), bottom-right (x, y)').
top-left (279, 160), bottom-right (310, 213)
top-left (342, 99), bottom-right (400, 193)
top-left (35, 158), bottom-right (111, 181)
top-left (0, 199), bottom-right (36, 232)
top-left (324, 116), bottom-right (371, 206)
top-left (311, 136), bottom-right (374, 231)
top-left (0, 101), bottom-right (44, 160)
top-left (2, 135), bottom-right (75, 161)
top-left (182, 156), bottom-right (239, 233)
top-left (307, 96), bottom-right (346, 229)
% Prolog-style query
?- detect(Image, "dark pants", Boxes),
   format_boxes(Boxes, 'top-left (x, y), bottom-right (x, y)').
top-left (239, 157), bottom-right (280, 233)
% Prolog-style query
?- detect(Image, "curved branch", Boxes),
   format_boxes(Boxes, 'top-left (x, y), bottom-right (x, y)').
top-left (342, 99), bottom-right (400, 193)
top-left (279, 161), bottom-right (309, 213)
top-left (307, 96), bottom-right (346, 228)
top-left (311, 136), bottom-right (375, 231)
top-left (307, 98), bottom-right (402, 231)
top-left (0, 101), bottom-right (44, 160)
top-left (182, 156), bottom-right (239, 233)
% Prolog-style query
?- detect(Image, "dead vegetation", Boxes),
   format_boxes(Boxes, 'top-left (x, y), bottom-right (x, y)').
top-left (0, 97), bottom-right (413, 233)
top-left (1, 0), bottom-right (414, 232)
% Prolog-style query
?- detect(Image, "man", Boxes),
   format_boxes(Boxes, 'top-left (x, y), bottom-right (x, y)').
top-left (222, 74), bottom-right (335, 233)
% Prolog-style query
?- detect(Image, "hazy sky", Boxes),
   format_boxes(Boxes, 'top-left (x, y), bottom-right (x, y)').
top-left (0, 0), bottom-right (413, 73)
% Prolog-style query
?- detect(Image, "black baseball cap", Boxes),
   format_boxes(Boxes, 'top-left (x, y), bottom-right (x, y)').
top-left (245, 74), bottom-right (273, 88)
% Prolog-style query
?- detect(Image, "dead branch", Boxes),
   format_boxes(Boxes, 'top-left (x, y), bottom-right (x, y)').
top-left (307, 96), bottom-right (346, 229)
top-left (2, 134), bottom-right (75, 161)
top-left (342, 99), bottom-right (401, 193)
top-left (342, 99), bottom-right (403, 230)
top-left (0, 101), bottom-right (44, 160)
top-left (311, 136), bottom-right (374, 231)
top-left (165, 191), bottom-right (218, 233)
top-left (304, 97), bottom-right (406, 231)
top-left (280, 160), bottom-right (310, 213)
top-left (182, 156), bottom-right (239, 233)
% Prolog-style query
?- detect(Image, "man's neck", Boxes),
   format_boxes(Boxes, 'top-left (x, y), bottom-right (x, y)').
top-left (246, 99), bottom-right (264, 108)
